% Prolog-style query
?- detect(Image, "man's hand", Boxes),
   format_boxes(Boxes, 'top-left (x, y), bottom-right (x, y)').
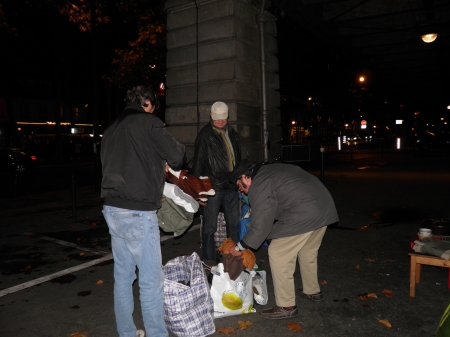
top-left (198, 201), bottom-right (207, 207)
top-left (229, 245), bottom-right (242, 256)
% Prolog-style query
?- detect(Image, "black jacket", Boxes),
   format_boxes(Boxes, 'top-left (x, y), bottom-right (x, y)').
top-left (191, 122), bottom-right (241, 192)
top-left (100, 105), bottom-right (185, 211)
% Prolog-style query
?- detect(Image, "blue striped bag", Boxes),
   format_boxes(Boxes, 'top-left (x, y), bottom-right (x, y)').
top-left (163, 252), bottom-right (215, 337)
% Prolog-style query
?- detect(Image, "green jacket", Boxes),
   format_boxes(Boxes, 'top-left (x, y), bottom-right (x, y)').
top-left (158, 197), bottom-right (194, 236)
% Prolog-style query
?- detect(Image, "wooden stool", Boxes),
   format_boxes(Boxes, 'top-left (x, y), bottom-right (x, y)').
top-left (409, 252), bottom-right (450, 297)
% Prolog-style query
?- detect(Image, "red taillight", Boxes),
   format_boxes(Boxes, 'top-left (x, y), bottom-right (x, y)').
top-left (31, 156), bottom-right (37, 161)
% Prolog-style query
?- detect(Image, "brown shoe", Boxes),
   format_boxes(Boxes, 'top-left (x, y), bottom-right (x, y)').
top-left (258, 305), bottom-right (298, 319)
top-left (298, 290), bottom-right (323, 301)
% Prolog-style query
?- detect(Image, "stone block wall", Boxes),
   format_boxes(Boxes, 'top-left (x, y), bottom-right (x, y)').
top-left (165, 0), bottom-right (281, 163)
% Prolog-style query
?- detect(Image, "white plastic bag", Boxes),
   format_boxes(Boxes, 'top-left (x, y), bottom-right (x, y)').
top-left (210, 263), bottom-right (256, 318)
top-left (250, 268), bottom-right (268, 305)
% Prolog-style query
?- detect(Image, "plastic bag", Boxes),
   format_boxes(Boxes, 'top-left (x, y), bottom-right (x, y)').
top-left (163, 252), bottom-right (215, 337)
top-left (250, 266), bottom-right (268, 305)
top-left (210, 263), bottom-right (256, 318)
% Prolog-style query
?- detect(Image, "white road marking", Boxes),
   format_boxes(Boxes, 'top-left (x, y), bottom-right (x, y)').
top-left (23, 232), bottom-right (110, 255)
top-left (0, 224), bottom-right (201, 297)
top-left (0, 254), bottom-right (113, 297)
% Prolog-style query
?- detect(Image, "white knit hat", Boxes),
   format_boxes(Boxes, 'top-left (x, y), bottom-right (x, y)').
top-left (211, 101), bottom-right (229, 120)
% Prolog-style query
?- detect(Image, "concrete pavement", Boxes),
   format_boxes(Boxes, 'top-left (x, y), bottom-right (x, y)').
top-left (1, 148), bottom-right (450, 336)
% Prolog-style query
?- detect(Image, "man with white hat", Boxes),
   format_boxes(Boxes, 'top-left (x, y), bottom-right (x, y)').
top-left (191, 101), bottom-right (242, 267)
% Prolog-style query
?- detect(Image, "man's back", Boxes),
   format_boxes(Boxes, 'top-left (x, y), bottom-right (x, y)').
top-left (101, 106), bottom-right (185, 211)
top-left (246, 163), bottom-right (339, 245)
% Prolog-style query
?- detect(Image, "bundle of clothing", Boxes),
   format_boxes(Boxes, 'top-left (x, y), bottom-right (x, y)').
top-left (158, 168), bottom-right (216, 236)
top-left (412, 238), bottom-right (450, 260)
top-left (218, 238), bottom-right (256, 280)
top-left (166, 168), bottom-right (215, 202)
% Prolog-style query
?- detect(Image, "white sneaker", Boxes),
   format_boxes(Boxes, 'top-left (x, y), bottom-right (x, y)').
top-left (136, 329), bottom-right (145, 337)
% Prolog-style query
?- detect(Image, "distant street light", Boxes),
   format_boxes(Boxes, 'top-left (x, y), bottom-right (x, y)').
top-left (421, 33), bottom-right (438, 43)
top-left (359, 76), bottom-right (365, 82)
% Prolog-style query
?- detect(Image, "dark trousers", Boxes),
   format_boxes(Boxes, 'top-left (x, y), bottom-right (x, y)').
top-left (202, 190), bottom-right (240, 265)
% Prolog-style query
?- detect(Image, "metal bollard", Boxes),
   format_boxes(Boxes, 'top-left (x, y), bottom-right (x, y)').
top-left (320, 147), bottom-right (324, 182)
top-left (71, 168), bottom-right (77, 218)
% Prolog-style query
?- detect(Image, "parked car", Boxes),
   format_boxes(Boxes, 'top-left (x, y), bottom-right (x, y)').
top-left (415, 135), bottom-right (450, 150)
top-left (343, 134), bottom-right (362, 146)
top-left (0, 148), bottom-right (38, 173)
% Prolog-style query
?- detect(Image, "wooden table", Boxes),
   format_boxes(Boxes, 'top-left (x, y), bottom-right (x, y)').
top-left (409, 252), bottom-right (450, 297)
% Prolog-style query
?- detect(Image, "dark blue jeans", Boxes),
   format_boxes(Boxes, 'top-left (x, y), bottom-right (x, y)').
top-left (202, 190), bottom-right (240, 265)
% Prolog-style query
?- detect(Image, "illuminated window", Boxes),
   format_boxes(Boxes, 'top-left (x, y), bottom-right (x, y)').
top-left (73, 107), bottom-right (79, 122)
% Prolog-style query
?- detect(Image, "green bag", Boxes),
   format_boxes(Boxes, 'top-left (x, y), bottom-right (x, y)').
top-left (436, 301), bottom-right (450, 337)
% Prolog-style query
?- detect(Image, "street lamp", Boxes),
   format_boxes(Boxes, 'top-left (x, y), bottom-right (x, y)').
top-left (421, 33), bottom-right (438, 43)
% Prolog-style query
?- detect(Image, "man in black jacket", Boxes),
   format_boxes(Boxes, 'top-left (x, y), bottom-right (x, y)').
top-left (101, 86), bottom-right (185, 337)
top-left (191, 101), bottom-right (241, 266)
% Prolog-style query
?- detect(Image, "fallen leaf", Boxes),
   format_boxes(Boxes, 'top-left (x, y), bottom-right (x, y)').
top-left (79, 252), bottom-right (85, 257)
top-left (70, 333), bottom-right (87, 337)
top-left (359, 295), bottom-right (368, 301)
top-left (63, 257), bottom-right (71, 261)
top-left (367, 293), bottom-right (378, 298)
top-left (377, 318), bottom-right (392, 328)
top-left (286, 322), bottom-right (302, 331)
top-left (355, 265), bottom-right (361, 269)
top-left (26, 232), bottom-right (36, 237)
top-left (91, 222), bottom-right (97, 227)
top-left (22, 265), bottom-right (32, 272)
top-left (320, 280), bottom-right (327, 285)
top-left (77, 291), bottom-right (91, 297)
top-left (96, 280), bottom-right (104, 285)
top-left (71, 305), bottom-right (80, 309)
top-left (237, 320), bottom-right (252, 330)
top-left (217, 327), bottom-right (235, 335)
top-left (362, 304), bottom-right (370, 308)
top-left (365, 258), bottom-right (376, 263)
top-left (382, 289), bottom-right (394, 297)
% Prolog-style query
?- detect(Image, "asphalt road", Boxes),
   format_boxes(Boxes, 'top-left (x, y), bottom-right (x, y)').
top-left (0, 160), bottom-right (98, 199)
top-left (1, 147), bottom-right (450, 337)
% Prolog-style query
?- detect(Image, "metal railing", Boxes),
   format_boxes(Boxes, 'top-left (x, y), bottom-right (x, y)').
top-left (281, 142), bottom-right (321, 163)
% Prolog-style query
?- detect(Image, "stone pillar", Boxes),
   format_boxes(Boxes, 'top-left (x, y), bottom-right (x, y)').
top-left (165, 0), bottom-right (280, 164)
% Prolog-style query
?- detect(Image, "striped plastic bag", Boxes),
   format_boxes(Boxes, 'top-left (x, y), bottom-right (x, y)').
top-left (163, 252), bottom-right (215, 337)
